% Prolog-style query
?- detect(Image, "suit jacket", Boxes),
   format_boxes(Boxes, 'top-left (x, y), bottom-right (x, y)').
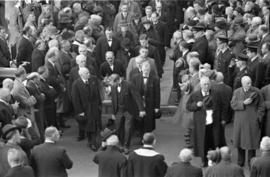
top-left (71, 77), bottom-right (102, 131)
top-left (58, 50), bottom-right (73, 76)
top-left (100, 60), bottom-right (125, 78)
top-left (140, 26), bottom-right (161, 48)
top-left (113, 12), bottom-right (133, 32)
top-left (228, 66), bottom-right (250, 90)
top-left (153, 21), bottom-right (169, 47)
top-left (0, 101), bottom-right (13, 128)
top-left (126, 57), bottom-right (158, 81)
top-left (93, 146), bottom-right (127, 177)
top-left (95, 36), bottom-right (121, 67)
top-left (206, 160), bottom-right (244, 177)
top-left (46, 62), bottom-right (64, 95)
top-left (4, 166), bottom-right (34, 177)
top-left (247, 57), bottom-right (260, 87)
top-left (31, 49), bottom-right (45, 72)
top-left (130, 73), bottom-right (160, 131)
top-left (215, 48), bottom-right (233, 85)
top-left (111, 80), bottom-right (144, 117)
top-left (250, 151), bottom-right (270, 177)
top-left (165, 161), bottom-right (202, 177)
top-left (191, 35), bottom-right (210, 65)
top-left (16, 36), bottom-right (33, 65)
top-left (30, 142), bottom-right (73, 177)
top-left (0, 37), bottom-right (11, 67)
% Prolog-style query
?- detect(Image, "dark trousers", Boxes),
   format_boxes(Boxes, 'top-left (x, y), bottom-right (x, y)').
top-left (115, 112), bottom-right (133, 147)
top-left (237, 148), bottom-right (256, 167)
top-left (44, 103), bottom-right (58, 128)
top-left (203, 124), bottom-right (215, 164)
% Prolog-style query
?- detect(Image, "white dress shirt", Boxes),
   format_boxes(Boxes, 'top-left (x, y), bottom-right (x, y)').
top-left (202, 91), bottom-right (213, 125)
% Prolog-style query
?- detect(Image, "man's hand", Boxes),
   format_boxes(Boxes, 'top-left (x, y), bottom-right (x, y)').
top-left (197, 101), bottom-right (203, 107)
top-left (79, 112), bottom-right (85, 116)
top-left (221, 120), bottom-right (226, 126)
top-left (139, 111), bottom-right (146, 117)
top-left (155, 109), bottom-right (159, 113)
top-left (111, 114), bottom-right (116, 120)
top-left (243, 98), bottom-right (253, 105)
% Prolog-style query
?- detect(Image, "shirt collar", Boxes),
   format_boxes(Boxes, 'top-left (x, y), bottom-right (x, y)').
top-left (45, 139), bottom-right (55, 143)
top-left (251, 55), bottom-right (258, 62)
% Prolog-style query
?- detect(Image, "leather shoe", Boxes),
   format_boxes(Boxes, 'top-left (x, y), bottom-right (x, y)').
top-left (77, 136), bottom-right (85, 141)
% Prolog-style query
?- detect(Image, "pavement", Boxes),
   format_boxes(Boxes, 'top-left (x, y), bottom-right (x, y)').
top-left (57, 52), bottom-right (251, 177)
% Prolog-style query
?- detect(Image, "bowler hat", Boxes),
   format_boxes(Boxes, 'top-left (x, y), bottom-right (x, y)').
top-left (246, 34), bottom-right (260, 45)
top-left (2, 124), bottom-right (20, 140)
top-left (215, 20), bottom-right (228, 30)
top-left (101, 128), bottom-right (116, 141)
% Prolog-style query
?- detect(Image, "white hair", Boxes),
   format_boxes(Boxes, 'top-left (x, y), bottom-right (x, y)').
top-left (260, 136), bottom-right (270, 151)
top-left (179, 148), bottom-right (193, 162)
top-left (76, 54), bottom-right (86, 64)
top-left (78, 67), bottom-right (89, 76)
top-left (106, 135), bottom-right (119, 146)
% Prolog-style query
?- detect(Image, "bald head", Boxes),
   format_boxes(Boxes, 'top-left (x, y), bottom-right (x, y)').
top-left (2, 78), bottom-right (14, 91)
top-left (106, 135), bottom-right (119, 146)
top-left (143, 132), bottom-right (156, 145)
top-left (220, 146), bottom-right (231, 160)
top-left (215, 72), bottom-right (224, 83)
top-left (241, 76), bottom-right (252, 91)
top-left (260, 136), bottom-right (270, 151)
top-left (0, 88), bottom-right (11, 102)
top-left (45, 126), bottom-right (60, 142)
top-left (179, 148), bottom-right (193, 162)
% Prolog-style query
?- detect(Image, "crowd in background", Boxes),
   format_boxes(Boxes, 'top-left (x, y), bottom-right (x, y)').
top-left (0, 0), bottom-right (270, 177)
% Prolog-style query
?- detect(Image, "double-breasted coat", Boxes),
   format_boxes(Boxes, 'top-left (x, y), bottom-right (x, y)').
top-left (71, 76), bottom-right (102, 132)
top-left (186, 89), bottom-right (226, 159)
top-left (130, 73), bottom-right (160, 132)
top-left (231, 86), bottom-right (265, 149)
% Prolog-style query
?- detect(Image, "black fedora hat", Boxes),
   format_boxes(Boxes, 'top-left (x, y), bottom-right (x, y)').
top-left (192, 22), bottom-right (205, 31)
top-left (237, 53), bottom-right (248, 62)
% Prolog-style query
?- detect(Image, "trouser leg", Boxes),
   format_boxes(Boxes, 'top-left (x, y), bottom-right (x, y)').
top-left (203, 124), bottom-right (215, 164)
top-left (237, 147), bottom-right (246, 167)
top-left (248, 150), bottom-right (256, 168)
top-left (124, 116), bottom-right (133, 147)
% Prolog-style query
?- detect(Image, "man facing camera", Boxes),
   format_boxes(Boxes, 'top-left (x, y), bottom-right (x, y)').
top-left (30, 126), bottom-right (73, 177)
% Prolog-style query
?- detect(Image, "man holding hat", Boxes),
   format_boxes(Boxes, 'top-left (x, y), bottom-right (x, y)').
top-left (228, 53), bottom-right (250, 90)
top-left (215, 32), bottom-right (234, 85)
top-left (93, 133), bottom-right (127, 177)
top-left (191, 22), bottom-right (210, 66)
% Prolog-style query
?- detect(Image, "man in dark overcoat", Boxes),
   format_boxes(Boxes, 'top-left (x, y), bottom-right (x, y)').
top-left (110, 74), bottom-right (145, 150)
top-left (30, 126), bottom-right (73, 177)
top-left (191, 23), bottom-right (210, 65)
top-left (231, 76), bottom-right (264, 167)
top-left (261, 83), bottom-right (270, 137)
top-left (0, 88), bottom-right (13, 137)
top-left (72, 67), bottom-right (102, 151)
top-left (250, 137), bottom-right (270, 177)
top-left (94, 27), bottom-right (121, 68)
top-left (93, 134), bottom-right (127, 177)
top-left (0, 26), bottom-right (11, 67)
top-left (130, 61), bottom-right (160, 133)
top-left (186, 76), bottom-right (226, 166)
top-left (31, 40), bottom-right (46, 72)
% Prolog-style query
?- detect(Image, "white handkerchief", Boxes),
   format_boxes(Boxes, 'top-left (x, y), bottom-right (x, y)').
top-left (206, 110), bottom-right (213, 125)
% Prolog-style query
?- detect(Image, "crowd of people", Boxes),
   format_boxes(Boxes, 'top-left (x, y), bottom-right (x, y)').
top-left (0, 0), bottom-right (270, 177)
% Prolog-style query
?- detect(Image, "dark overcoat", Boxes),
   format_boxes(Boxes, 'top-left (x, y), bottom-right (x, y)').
top-left (186, 89), bottom-right (226, 159)
top-left (130, 73), bottom-right (160, 132)
top-left (0, 37), bottom-right (11, 67)
top-left (31, 49), bottom-right (45, 72)
top-left (93, 146), bottom-right (127, 177)
top-left (71, 77), bottom-right (102, 132)
top-left (250, 151), bottom-right (270, 177)
top-left (206, 160), bottom-right (244, 177)
top-left (261, 84), bottom-right (270, 136)
top-left (30, 143), bottom-right (73, 177)
top-left (191, 35), bottom-right (209, 65)
top-left (16, 36), bottom-right (33, 68)
top-left (231, 86), bottom-right (265, 149)
top-left (100, 60), bottom-right (125, 78)
top-left (165, 161), bottom-right (202, 177)
top-left (4, 166), bottom-right (35, 177)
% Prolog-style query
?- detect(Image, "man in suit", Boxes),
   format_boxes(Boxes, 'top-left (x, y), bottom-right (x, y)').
top-left (100, 51), bottom-right (125, 78)
top-left (128, 132), bottom-right (167, 177)
top-left (72, 67), bottom-right (102, 151)
top-left (165, 148), bottom-right (202, 177)
top-left (151, 11), bottom-right (169, 65)
top-left (141, 6), bottom-right (152, 22)
top-left (0, 26), bottom-right (11, 67)
top-left (258, 25), bottom-right (270, 51)
top-left (126, 46), bottom-right (158, 80)
top-left (5, 148), bottom-right (35, 177)
top-left (250, 137), bottom-right (270, 177)
top-left (95, 27), bottom-right (121, 68)
top-left (58, 40), bottom-right (73, 79)
top-left (212, 72), bottom-right (233, 123)
top-left (191, 23), bottom-right (210, 65)
top-left (0, 88), bottom-right (13, 134)
top-left (31, 126), bottom-right (73, 177)
top-left (93, 134), bottom-right (127, 177)
top-left (206, 146), bottom-right (244, 177)
top-left (113, 3), bottom-right (133, 32)
top-left (215, 32), bottom-right (234, 85)
top-left (16, 26), bottom-right (34, 73)
top-left (110, 74), bottom-right (145, 150)
top-left (186, 76), bottom-right (226, 166)
top-left (231, 76), bottom-right (264, 167)
top-left (130, 61), bottom-right (160, 133)
top-left (228, 53), bottom-right (250, 90)
top-left (31, 40), bottom-right (46, 72)
top-left (246, 44), bottom-right (261, 88)
top-left (36, 66), bottom-right (57, 128)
